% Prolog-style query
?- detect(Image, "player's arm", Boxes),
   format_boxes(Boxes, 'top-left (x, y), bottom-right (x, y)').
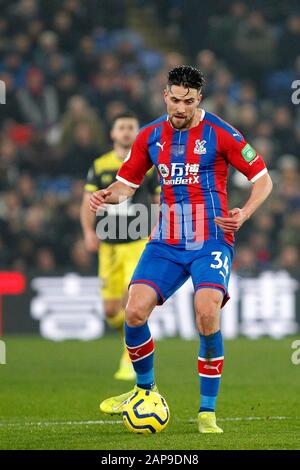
top-left (90, 129), bottom-right (153, 213)
top-left (214, 173), bottom-right (273, 232)
top-left (89, 181), bottom-right (135, 212)
top-left (81, 163), bottom-right (101, 251)
top-left (214, 132), bottom-right (273, 233)
top-left (80, 191), bottom-right (99, 251)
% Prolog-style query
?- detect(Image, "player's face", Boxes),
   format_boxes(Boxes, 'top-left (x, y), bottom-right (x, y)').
top-left (111, 118), bottom-right (139, 149)
top-left (164, 85), bottom-right (201, 130)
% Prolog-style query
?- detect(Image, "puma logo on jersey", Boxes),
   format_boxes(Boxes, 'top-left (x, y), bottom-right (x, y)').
top-left (156, 141), bottom-right (166, 151)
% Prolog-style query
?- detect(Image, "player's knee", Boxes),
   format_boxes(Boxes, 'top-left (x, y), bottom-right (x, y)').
top-left (125, 284), bottom-right (157, 327)
top-left (125, 303), bottom-right (147, 327)
top-left (195, 290), bottom-right (221, 313)
top-left (196, 311), bottom-right (216, 334)
top-left (195, 291), bottom-right (222, 334)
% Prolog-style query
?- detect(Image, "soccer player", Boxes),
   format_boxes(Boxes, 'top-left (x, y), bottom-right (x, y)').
top-left (81, 112), bottom-right (159, 381)
top-left (89, 66), bottom-right (273, 433)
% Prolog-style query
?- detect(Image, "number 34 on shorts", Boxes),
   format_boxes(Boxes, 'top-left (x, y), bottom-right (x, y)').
top-left (191, 243), bottom-right (233, 305)
top-left (210, 251), bottom-right (230, 280)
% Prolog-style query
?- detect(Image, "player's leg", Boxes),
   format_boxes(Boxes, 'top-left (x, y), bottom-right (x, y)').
top-left (99, 283), bottom-right (158, 414)
top-left (113, 239), bottom-right (148, 380)
top-left (190, 242), bottom-right (233, 433)
top-left (103, 299), bottom-right (124, 332)
top-left (194, 288), bottom-right (224, 433)
top-left (99, 242), bottom-right (131, 379)
top-left (124, 283), bottom-right (158, 391)
top-left (99, 242), bottom-right (189, 414)
top-left (104, 298), bottom-right (136, 381)
top-left (125, 243), bottom-right (189, 390)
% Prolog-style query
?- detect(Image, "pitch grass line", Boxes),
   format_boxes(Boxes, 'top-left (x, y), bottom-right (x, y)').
top-left (0, 420), bottom-right (123, 427)
top-left (0, 416), bottom-right (298, 428)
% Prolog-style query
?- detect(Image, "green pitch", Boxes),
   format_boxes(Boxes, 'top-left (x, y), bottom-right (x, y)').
top-left (0, 336), bottom-right (299, 450)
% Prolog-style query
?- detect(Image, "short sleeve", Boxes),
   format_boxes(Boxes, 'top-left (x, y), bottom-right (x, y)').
top-left (116, 129), bottom-right (153, 188)
top-left (84, 163), bottom-right (98, 192)
top-left (221, 130), bottom-right (268, 183)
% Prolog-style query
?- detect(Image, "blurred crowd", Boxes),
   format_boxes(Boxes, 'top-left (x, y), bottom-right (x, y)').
top-left (0, 0), bottom-right (299, 279)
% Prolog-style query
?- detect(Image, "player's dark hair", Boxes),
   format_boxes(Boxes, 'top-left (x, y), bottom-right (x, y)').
top-left (112, 111), bottom-right (139, 126)
top-left (167, 66), bottom-right (205, 93)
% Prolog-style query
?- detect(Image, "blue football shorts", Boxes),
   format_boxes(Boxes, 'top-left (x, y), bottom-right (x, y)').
top-left (129, 240), bottom-right (234, 308)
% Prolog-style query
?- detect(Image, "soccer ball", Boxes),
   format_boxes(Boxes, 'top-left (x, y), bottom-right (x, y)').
top-left (122, 389), bottom-right (170, 434)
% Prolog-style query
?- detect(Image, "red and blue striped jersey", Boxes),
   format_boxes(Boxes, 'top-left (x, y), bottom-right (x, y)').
top-left (116, 110), bottom-right (268, 248)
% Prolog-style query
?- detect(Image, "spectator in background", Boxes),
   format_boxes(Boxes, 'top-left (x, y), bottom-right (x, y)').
top-left (12, 33), bottom-right (33, 62)
top-left (75, 36), bottom-right (97, 82)
top-left (54, 196), bottom-right (83, 265)
top-left (251, 137), bottom-right (274, 167)
top-left (55, 71), bottom-right (81, 113)
top-left (26, 18), bottom-right (44, 51)
top-left (70, 239), bottom-right (95, 274)
top-left (35, 247), bottom-right (57, 274)
top-left (44, 53), bottom-right (71, 85)
top-left (276, 155), bottom-right (300, 213)
top-left (62, 121), bottom-right (102, 178)
top-left (104, 101), bottom-right (128, 129)
top-left (234, 246), bottom-right (259, 277)
top-left (248, 232), bottom-right (272, 270)
top-left (276, 245), bottom-right (300, 279)
top-left (17, 67), bottom-right (59, 131)
top-left (86, 72), bottom-right (127, 117)
top-left (235, 10), bottom-right (276, 85)
top-left (272, 107), bottom-right (295, 155)
top-left (205, 1), bottom-right (248, 70)
top-left (0, 50), bottom-right (29, 89)
top-left (52, 10), bottom-right (79, 53)
top-left (235, 103), bottom-right (259, 138)
top-left (0, 138), bottom-right (22, 190)
top-left (9, 0), bottom-right (39, 31)
top-left (17, 173), bottom-right (36, 208)
top-left (195, 50), bottom-right (218, 95)
top-left (59, 95), bottom-right (104, 150)
top-left (21, 131), bottom-right (61, 177)
top-left (279, 14), bottom-right (300, 69)
top-left (121, 73), bottom-right (152, 124)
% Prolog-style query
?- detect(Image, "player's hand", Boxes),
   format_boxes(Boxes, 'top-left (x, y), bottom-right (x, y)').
top-left (84, 230), bottom-right (99, 252)
top-left (214, 208), bottom-right (248, 233)
top-left (89, 189), bottom-right (112, 213)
